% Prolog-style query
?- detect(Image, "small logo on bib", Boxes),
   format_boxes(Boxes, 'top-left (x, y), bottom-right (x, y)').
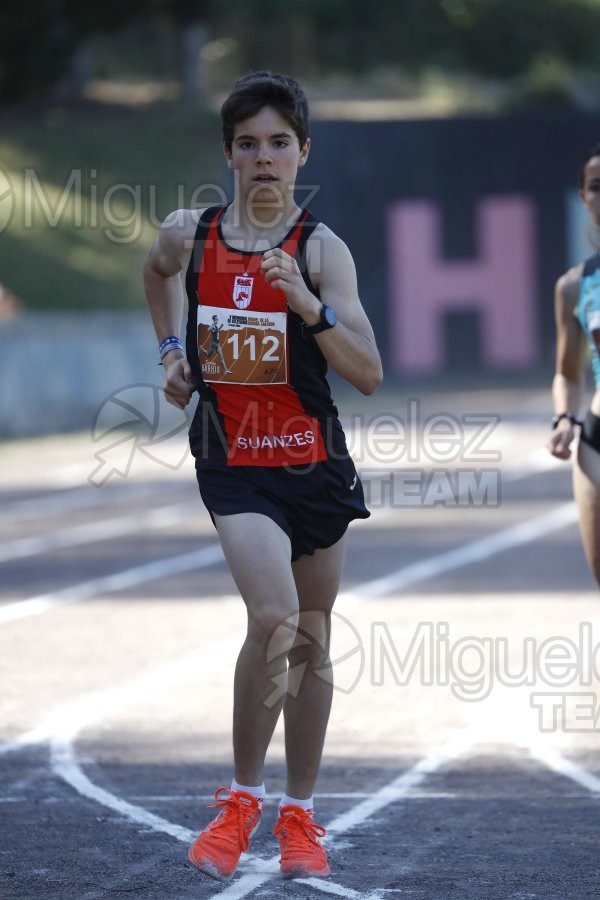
top-left (233, 273), bottom-right (254, 309)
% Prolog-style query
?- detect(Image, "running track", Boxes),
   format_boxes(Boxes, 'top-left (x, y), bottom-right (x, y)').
top-left (1, 387), bottom-right (599, 899)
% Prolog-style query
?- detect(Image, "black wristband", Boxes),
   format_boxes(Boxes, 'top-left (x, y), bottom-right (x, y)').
top-left (551, 412), bottom-right (581, 430)
top-left (302, 303), bottom-right (337, 336)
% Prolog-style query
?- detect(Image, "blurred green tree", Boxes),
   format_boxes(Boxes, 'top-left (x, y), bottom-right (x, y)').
top-left (0, 0), bottom-right (213, 103)
top-left (3, 0), bottom-right (600, 104)
top-left (0, 2), bottom-right (141, 103)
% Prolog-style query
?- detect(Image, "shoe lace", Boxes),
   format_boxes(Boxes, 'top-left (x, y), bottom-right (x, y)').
top-left (206, 787), bottom-right (254, 852)
top-left (274, 809), bottom-right (327, 851)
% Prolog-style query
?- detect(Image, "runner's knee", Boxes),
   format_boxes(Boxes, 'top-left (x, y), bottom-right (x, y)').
top-left (246, 602), bottom-right (300, 655)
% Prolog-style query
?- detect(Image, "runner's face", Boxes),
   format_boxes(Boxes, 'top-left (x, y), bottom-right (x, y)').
top-left (581, 156), bottom-right (600, 228)
top-left (224, 106), bottom-right (310, 207)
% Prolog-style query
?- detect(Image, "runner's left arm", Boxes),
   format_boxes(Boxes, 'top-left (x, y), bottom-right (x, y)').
top-left (261, 226), bottom-right (382, 395)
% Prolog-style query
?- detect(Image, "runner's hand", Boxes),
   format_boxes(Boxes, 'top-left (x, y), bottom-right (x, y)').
top-left (261, 248), bottom-right (319, 320)
top-left (163, 353), bottom-right (194, 409)
top-left (546, 422), bottom-right (575, 460)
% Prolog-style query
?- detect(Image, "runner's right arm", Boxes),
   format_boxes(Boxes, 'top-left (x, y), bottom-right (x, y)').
top-left (143, 209), bottom-right (200, 409)
top-left (546, 267), bottom-right (586, 460)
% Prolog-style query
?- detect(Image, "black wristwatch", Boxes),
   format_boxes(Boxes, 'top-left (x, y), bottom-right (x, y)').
top-left (302, 303), bottom-right (337, 336)
top-left (551, 412), bottom-right (581, 430)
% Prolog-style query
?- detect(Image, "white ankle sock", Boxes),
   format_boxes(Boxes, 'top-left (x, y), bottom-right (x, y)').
top-left (279, 793), bottom-right (314, 811)
top-left (231, 778), bottom-right (265, 802)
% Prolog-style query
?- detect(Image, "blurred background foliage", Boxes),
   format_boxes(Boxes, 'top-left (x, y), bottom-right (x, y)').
top-left (2, 0), bottom-right (600, 313)
top-left (3, 0), bottom-right (600, 108)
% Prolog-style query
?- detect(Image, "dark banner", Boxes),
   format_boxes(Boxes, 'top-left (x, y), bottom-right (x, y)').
top-left (298, 113), bottom-right (600, 376)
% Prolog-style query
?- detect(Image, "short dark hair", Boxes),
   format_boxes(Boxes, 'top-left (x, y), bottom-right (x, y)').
top-left (221, 71), bottom-right (310, 151)
top-left (580, 142), bottom-right (600, 187)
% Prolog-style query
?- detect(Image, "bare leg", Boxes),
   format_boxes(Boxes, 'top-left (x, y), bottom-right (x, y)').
top-left (214, 512), bottom-right (299, 786)
top-left (283, 534), bottom-right (348, 799)
top-left (573, 440), bottom-right (600, 587)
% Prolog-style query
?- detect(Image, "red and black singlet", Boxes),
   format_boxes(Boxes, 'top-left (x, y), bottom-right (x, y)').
top-left (185, 205), bottom-right (348, 467)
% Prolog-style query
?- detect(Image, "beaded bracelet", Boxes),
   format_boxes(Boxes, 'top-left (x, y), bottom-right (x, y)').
top-left (158, 335), bottom-right (184, 364)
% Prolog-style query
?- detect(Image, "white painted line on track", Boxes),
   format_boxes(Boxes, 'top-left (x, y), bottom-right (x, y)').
top-left (0, 501), bottom-right (196, 564)
top-left (53, 736), bottom-right (196, 844)
top-left (354, 448), bottom-right (563, 520)
top-left (203, 728), bottom-right (480, 900)
top-left (125, 791), bottom-right (457, 802)
top-left (0, 488), bottom-right (110, 522)
top-left (0, 619), bottom-right (234, 759)
top-left (0, 721), bottom-right (62, 759)
top-left (0, 498), bottom-right (578, 627)
top-left (291, 879), bottom-right (365, 899)
top-left (41, 502), bottom-right (579, 899)
top-left (0, 542), bottom-right (224, 624)
top-left (528, 741), bottom-right (600, 794)
top-left (294, 877), bottom-right (403, 899)
top-left (0, 490), bottom-right (586, 896)
top-left (47, 632), bottom-right (267, 864)
top-left (0, 501), bottom-right (579, 735)
top-left (345, 501), bottom-right (578, 601)
top-left (324, 727), bottom-right (478, 837)
top-left (0, 442), bottom-right (577, 625)
top-left (0, 483), bottom-right (160, 523)
top-left (205, 871), bottom-right (280, 899)
top-left (467, 684), bottom-right (600, 808)
top-left (2, 497), bottom-right (490, 890)
top-left (46, 638), bottom-right (239, 843)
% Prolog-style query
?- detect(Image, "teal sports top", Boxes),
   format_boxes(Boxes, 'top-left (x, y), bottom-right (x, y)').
top-left (575, 253), bottom-right (600, 388)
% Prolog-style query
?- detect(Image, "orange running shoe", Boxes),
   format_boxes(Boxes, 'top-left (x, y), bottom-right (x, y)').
top-left (273, 804), bottom-right (330, 878)
top-left (187, 787), bottom-right (262, 881)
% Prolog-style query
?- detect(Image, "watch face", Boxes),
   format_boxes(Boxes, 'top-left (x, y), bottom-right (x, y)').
top-left (323, 305), bottom-right (336, 328)
top-left (302, 304), bottom-right (337, 336)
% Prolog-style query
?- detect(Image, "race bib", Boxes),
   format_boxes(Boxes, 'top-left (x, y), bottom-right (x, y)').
top-left (197, 305), bottom-right (287, 384)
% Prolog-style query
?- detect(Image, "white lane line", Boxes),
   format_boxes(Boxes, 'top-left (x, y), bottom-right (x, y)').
top-left (467, 682), bottom-right (600, 803)
top-left (204, 727), bottom-right (480, 900)
top-left (349, 502), bottom-right (578, 601)
top-left (48, 633), bottom-right (264, 857)
top-left (0, 497), bottom-right (577, 627)
top-left (0, 721), bottom-right (62, 758)
top-left (52, 709), bottom-right (473, 900)
top-left (324, 727), bottom-right (476, 837)
top-left (528, 741), bottom-right (600, 794)
top-left (0, 543), bottom-right (224, 624)
top-left (1, 500), bottom-right (579, 751)
top-left (0, 445), bottom-right (556, 527)
top-left (291, 880), bottom-right (364, 900)
top-left (294, 879), bottom-right (403, 899)
top-left (205, 872), bottom-right (280, 899)
top-left (0, 488), bottom-right (110, 522)
top-left (0, 483), bottom-right (160, 523)
top-left (2, 498), bottom-right (583, 896)
top-left (0, 604), bottom-right (233, 759)
top-left (48, 639), bottom-right (239, 840)
top-left (125, 791), bottom-right (457, 802)
top-left (46, 507), bottom-right (578, 898)
top-left (0, 501), bottom-right (196, 564)
top-left (54, 738), bottom-right (196, 844)
top-left (0, 502), bottom-right (577, 736)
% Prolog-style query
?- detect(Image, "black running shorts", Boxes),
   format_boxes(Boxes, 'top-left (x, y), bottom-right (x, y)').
top-left (195, 456), bottom-right (370, 561)
top-left (581, 410), bottom-right (600, 454)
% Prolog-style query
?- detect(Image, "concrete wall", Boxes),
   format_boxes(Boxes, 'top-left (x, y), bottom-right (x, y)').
top-left (0, 313), bottom-right (161, 438)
